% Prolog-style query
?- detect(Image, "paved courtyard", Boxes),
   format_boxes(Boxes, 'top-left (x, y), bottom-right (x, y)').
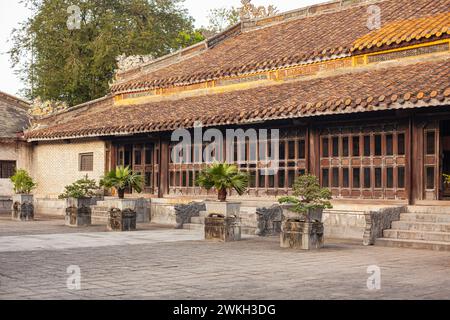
top-left (0, 216), bottom-right (449, 300)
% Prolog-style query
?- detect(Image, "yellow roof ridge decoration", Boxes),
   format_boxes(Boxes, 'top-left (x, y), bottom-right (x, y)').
top-left (352, 12), bottom-right (450, 53)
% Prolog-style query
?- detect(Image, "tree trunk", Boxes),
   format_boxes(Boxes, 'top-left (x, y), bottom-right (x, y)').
top-left (117, 188), bottom-right (125, 199)
top-left (218, 188), bottom-right (227, 202)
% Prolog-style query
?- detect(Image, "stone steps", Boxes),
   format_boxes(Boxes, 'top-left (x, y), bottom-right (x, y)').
top-left (391, 221), bottom-right (450, 232)
top-left (375, 238), bottom-right (450, 251)
top-left (191, 216), bottom-right (205, 224)
top-left (376, 206), bottom-right (450, 251)
top-left (400, 213), bottom-right (450, 223)
top-left (183, 223), bottom-right (205, 231)
top-left (405, 205), bottom-right (450, 214)
top-left (383, 229), bottom-right (450, 242)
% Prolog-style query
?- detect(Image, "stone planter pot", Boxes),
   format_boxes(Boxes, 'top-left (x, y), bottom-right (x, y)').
top-left (11, 194), bottom-right (34, 221)
top-left (65, 198), bottom-right (92, 227)
top-left (280, 206), bottom-right (325, 250)
top-left (281, 205), bottom-right (323, 223)
top-left (107, 199), bottom-right (137, 232)
top-left (205, 214), bottom-right (241, 242)
top-left (205, 201), bottom-right (241, 218)
top-left (280, 220), bottom-right (324, 250)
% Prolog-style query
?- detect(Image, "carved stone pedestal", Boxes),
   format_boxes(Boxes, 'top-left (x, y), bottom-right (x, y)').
top-left (11, 194), bottom-right (34, 221)
top-left (205, 215), bottom-right (241, 242)
top-left (205, 201), bottom-right (241, 218)
top-left (65, 198), bottom-right (92, 227)
top-left (107, 200), bottom-right (137, 232)
top-left (280, 220), bottom-right (324, 250)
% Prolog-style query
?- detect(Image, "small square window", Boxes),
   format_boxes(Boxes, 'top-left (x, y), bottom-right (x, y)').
top-left (79, 153), bottom-right (94, 171)
top-left (0, 161), bottom-right (16, 179)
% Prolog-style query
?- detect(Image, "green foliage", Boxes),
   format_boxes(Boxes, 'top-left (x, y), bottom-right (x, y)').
top-left (10, 0), bottom-right (204, 105)
top-left (196, 162), bottom-right (248, 201)
top-left (100, 166), bottom-right (143, 198)
top-left (278, 174), bottom-right (332, 213)
top-left (10, 169), bottom-right (37, 194)
top-left (444, 174), bottom-right (450, 184)
top-left (202, 6), bottom-right (241, 37)
top-left (58, 175), bottom-right (99, 199)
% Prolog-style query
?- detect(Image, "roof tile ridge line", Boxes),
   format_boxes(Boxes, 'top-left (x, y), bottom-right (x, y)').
top-left (114, 23), bottom-right (243, 83)
top-left (32, 94), bottom-right (113, 120)
top-left (115, 40), bottom-right (209, 78)
top-left (0, 90), bottom-right (31, 107)
top-left (111, 51), bottom-right (352, 94)
top-left (241, 0), bottom-right (385, 32)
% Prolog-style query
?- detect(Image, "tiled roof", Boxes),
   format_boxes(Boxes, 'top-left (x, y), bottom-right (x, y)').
top-left (352, 12), bottom-right (450, 53)
top-left (110, 0), bottom-right (450, 94)
top-left (0, 91), bottom-right (30, 138)
top-left (25, 57), bottom-right (450, 141)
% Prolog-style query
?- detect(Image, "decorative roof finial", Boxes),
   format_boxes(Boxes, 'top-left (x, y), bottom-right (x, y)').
top-left (239, 0), bottom-right (279, 21)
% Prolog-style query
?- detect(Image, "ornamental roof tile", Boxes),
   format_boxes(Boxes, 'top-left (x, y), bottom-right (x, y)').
top-left (110, 0), bottom-right (450, 94)
top-left (25, 57), bottom-right (450, 141)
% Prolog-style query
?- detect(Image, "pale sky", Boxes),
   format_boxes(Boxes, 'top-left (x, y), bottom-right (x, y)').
top-left (0, 0), bottom-right (321, 98)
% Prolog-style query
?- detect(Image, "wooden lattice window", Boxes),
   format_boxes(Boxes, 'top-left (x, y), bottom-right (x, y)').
top-left (168, 128), bottom-right (307, 196)
top-left (0, 161), bottom-right (16, 179)
top-left (320, 123), bottom-right (408, 200)
top-left (79, 153), bottom-right (94, 172)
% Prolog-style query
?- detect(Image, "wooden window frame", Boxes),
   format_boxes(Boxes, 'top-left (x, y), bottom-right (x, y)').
top-left (0, 161), bottom-right (16, 179)
top-left (79, 153), bottom-right (94, 172)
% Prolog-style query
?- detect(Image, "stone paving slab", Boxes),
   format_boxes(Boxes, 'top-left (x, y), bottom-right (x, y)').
top-left (0, 218), bottom-right (449, 300)
top-left (0, 229), bottom-right (208, 252)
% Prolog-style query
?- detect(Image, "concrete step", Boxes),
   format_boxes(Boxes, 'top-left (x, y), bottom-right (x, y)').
top-left (183, 223), bottom-right (204, 231)
top-left (400, 213), bottom-right (450, 223)
top-left (92, 206), bottom-right (109, 212)
top-left (406, 206), bottom-right (450, 214)
top-left (375, 238), bottom-right (450, 251)
top-left (391, 221), bottom-right (450, 233)
top-left (91, 217), bottom-right (108, 225)
top-left (383, 229), bottom-right (450, 242)
top-left (191, 216), bottom-right (205, 224)
top-left (240, 206), bottom-right (257, 214)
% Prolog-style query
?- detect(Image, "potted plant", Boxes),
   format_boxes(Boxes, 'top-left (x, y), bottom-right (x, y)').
top-left (278, 174), bottom-right (332, 250)
top-left (10, 169), bottom-right (37, 221)
top-left (444, 174), bottom-right (450, 184)
top-left (59, 175), bottom-right (100, 227)
top-left (100, 166), bottom-right (143, 199)
top-left (196, 162), bottom-right (248, 217)
top-left (196, 162), bottom-right (248, 242)
top-left (100, 166), bottom-right (144, 231)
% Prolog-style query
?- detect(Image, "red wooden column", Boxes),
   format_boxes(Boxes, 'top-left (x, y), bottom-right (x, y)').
top-left (108, 142), bottom-right (117, 173)
top-left (308, 124), bottom-right (321, 177)
top-left (158, 138), bottom-right (170, 198)
top-left (411, 116), bottom-right (424, 203)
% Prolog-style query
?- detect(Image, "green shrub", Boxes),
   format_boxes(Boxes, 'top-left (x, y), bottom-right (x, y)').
top-left (444, 174), bottom-right (450, 184)
top-left (278, 174), bottom-right (332, 213)
top-left (196, 162), bottom-right (248, 202)
top-left (58, 175), bottom-right (100, 199)
top-left (100, 166), bottom-right (143, 199)
top-left (10, 169), bottom-right (36, 194)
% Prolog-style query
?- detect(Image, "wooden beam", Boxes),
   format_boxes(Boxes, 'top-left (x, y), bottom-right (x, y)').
top-left (158, 138), bottom-right (170, 198)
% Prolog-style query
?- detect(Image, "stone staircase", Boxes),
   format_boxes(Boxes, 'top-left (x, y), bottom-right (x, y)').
top-left (91, 200), bottom-right (110, 225)
top-left (376, 206), bottom-right (450, 251)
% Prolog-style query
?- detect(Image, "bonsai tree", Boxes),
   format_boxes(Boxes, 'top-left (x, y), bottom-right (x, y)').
top-left (58, 175), bottom-right (100, 199)
top-left (196, 162), bottom-right (248, 202)
top-left (10, 169), bottom-right (36, 194)
top-left (279, 174), bottom-right (332, 213)
top-left (100, 166), bottom-right (143, 199)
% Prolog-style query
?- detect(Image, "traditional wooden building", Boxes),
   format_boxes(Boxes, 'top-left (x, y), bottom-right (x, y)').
top-left (25, 0), bottom-right (450, 205)
top-left (0, 91), bottom-right (31, 212)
